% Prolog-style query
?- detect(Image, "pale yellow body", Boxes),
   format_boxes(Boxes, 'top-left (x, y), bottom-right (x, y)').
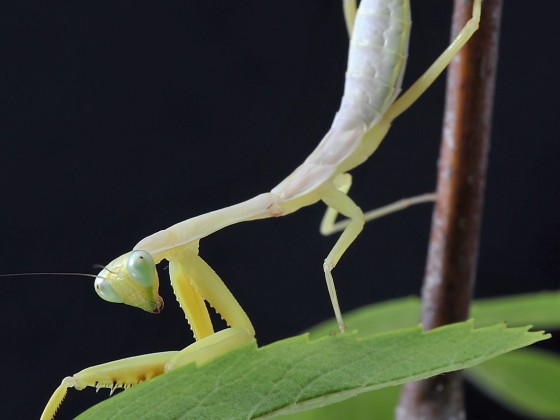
top-left (41, 1), bottom-right (482, 418)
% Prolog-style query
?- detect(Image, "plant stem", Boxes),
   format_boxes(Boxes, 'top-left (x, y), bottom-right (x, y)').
top-left (396, 1), bottom-right (503, 418)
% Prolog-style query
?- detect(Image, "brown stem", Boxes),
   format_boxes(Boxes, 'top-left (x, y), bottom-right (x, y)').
top-left (396, 0), bottom-right (503, 418)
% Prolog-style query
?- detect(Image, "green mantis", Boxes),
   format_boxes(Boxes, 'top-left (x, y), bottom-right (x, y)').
top-left (7, 1), bottom-right (483, 418)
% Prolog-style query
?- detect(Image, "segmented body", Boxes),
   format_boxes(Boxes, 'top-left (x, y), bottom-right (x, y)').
top-left (334, 0), bottom-right (411, 131)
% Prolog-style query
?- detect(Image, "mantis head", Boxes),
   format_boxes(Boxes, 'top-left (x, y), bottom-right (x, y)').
top-left (95, 250), bottom-right (164, 314)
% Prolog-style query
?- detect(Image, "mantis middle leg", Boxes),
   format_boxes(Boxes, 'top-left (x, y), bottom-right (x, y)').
top-left (320, 184), bottom-right (365, 332)
top-left (320, 174), bottom-right (436, 235)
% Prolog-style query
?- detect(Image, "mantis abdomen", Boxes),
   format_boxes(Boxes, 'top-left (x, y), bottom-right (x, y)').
top-left (272, 0), bottom-right (411, 199)
top-left (334, 0), bottom-right (411, 132)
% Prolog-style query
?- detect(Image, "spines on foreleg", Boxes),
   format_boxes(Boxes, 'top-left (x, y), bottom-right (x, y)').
top-left (41, 379), bottom-right (71, 420)
top-left (40, 352), bottom-right (177, 419)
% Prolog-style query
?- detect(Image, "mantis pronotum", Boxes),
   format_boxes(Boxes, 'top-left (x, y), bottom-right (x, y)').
top-left (31, 1), bottom-right (482, 418)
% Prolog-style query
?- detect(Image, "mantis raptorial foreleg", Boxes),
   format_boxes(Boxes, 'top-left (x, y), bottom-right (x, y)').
top-left (42, 352), bottom-right (178, 420)
top-left (169, 251), bottom-right (255, 342)
top-left (42, 328), bottom-right (252, 420)
top-left (41, 249), bottom-right (255, 419)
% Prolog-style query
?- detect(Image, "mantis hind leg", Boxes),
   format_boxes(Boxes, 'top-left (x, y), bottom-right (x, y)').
top-left (384, 0), bottom-right (482, 122)
top-left (320, 184), bottom-right (365, 332)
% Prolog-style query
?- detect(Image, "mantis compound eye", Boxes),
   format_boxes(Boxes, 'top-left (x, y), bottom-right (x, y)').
top-left (94, 276), bottom-right (124, 303)
top-left (126, 250), bottom-right (156, 288)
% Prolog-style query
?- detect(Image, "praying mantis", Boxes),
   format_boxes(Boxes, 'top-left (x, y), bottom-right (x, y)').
top-left (3, 1), bottom-right (485, 419)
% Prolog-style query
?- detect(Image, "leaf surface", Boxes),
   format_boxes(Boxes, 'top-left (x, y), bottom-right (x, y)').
top-left (77, 321), bottom-right (548, 419)
top-left (295, 291), bottom-right (560, 419)
top-left (467, 348), bottom-right (560, 419)
top-left (308, 291), bottom-right (560, 338)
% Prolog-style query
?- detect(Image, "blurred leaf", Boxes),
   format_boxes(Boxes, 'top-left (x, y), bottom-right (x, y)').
top-left (77, 322), bottom-right (547, 419)
top-left (307, 297), bottom-right (419, 339)
top-left (308, 291), bottom-right (560, 338)
top-left (471, 291), bottom-right (560, 329)
top-left (280, 385), bottom-right (400, 420)
top-left (466, 348), bottom-right (560, 419)
top-left (301, 291), bottom-right (560, 419)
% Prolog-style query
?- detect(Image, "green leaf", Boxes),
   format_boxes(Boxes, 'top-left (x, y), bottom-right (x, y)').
top-left (307, 297), bottom-right (420, 338)
top-left (466, 348), bottom-right (560, 419)
top-left (471, 291), bottom-right (560, 329)
top-left (288, 349), bottom-right (560, 420)
top-left (77, 322), bottom-right (548, 419)
top-left (308, 291), bottom-right (560, 338)
top-left (281, 385), bottom-right (400, 420)
top-left (300, 291), bottom-right (560, 420)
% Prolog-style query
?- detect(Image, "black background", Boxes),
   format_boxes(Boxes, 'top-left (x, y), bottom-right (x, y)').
top-left (1, 1), bottom-right (559, 419)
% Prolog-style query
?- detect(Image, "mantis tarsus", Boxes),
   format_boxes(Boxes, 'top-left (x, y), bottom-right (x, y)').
top-left (37, 0), bottom-right (482, 418)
